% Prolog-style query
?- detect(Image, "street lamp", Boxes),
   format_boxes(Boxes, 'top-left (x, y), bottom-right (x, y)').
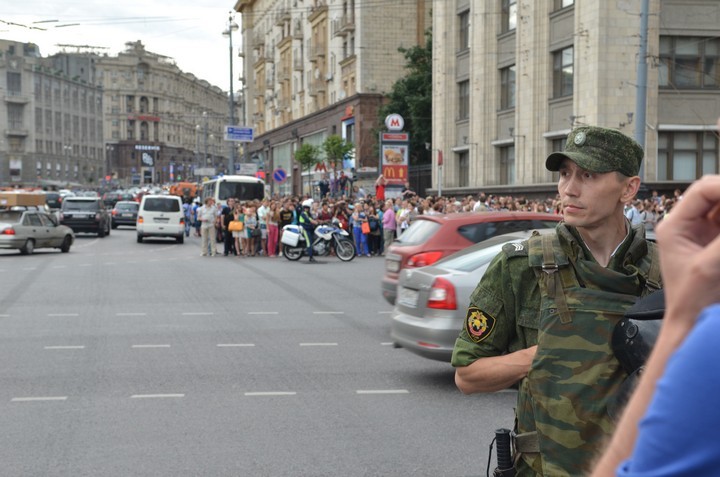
top-left (223, 13), bottom-right (239, 175)
top-left (202, 111), bottom-right (208, 168)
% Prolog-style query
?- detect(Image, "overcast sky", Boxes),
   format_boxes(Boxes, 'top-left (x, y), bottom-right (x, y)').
top-left (0, 0), bottom-right (241, 92)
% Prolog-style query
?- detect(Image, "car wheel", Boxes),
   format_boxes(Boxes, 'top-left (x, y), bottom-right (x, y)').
top-left (98, 226), bottom-right (106, 238)
top-left (137, 234), bottom-right (143, 243)
top-left (111, 221), bottom-right (117, 230)
top-left (176, 235), bottom-right (184, 244)
top-left (20, 239), bottom-right (34, 255)
top-left (106, 222), bottom-right (111, 236)
top-left (60, 236), bottom-right (72, 253)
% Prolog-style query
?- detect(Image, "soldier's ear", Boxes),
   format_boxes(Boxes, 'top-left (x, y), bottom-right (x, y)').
top-left (620, 175), bottom-right (641, 204)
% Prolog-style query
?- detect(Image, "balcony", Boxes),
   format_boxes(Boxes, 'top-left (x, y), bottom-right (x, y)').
top-left (275, 7), bottom-right (291, 26)
top-left (311, 44), bottom-right (326, 59)
top-left (308, 0), bottom-right (328, 22)
top-left (277, 98), bottom-right (291, 111)
top-left (252, 32), bottom-right (265, 47)
top-left (332, 14), bottom-right (355, 37)
top-left (293, 56), bottom-right (304, 71)
top-left (5, 127), bottom-right (29, 137)
top-left (4, 92), bottom-right (30, 104)
top-left (308, 79), bottom-right (326, 96)
top-left (293, 21), bottom-right (304, 39)
top-left (278, 67), bottom-right (291, 83)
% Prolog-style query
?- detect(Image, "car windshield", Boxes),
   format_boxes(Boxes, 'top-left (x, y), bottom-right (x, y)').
top-left (115, 203), bottom-right (139, 212)
top-left (144, 198), bottom-right (180, 212)
top-left (395, 220), bottom-right (440, 245)
top-left (0, 211), bottom-right (22, 223)
top-left (218, 181), bottom-right (264, 202)
top-left (63, 200), bottom-right (99, 211)
top-left (434, 242), bottom-right (510, 272)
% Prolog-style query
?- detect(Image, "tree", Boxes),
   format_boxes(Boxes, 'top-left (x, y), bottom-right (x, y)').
top-left (294, 143), bottom-right (320, 196)
top-left (377, 28), bottom-right (432, 166)
top-left (322, 135), bottom-right (354, 176)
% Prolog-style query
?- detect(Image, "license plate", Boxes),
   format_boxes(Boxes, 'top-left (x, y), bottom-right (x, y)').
top-left (154, 218), bottom-right (169, 223)
top-left (398, 287), bottom-right (419, 307)
top-left (386, 260), bottom-right (400, 273)
top-left (122, 214), bottom-right (133, 218)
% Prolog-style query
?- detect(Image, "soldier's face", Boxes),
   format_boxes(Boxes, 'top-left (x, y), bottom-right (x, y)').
top-left (557, 159), bottom-right (627, 229)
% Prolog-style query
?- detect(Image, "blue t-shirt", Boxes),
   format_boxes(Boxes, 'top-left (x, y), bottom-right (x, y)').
top-left (617, 303), bottom-right (720, 476)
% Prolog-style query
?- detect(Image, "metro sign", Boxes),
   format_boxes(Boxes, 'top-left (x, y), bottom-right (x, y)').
top-left (384, 113), bottom-right (404, 132)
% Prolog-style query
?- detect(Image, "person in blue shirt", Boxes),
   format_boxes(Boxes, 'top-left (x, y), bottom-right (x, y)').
top-left (592, 174), bottom-right (720, 476)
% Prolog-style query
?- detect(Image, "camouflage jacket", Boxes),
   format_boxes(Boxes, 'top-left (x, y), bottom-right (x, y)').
top-left (452, 223), bottom-right (661, 476)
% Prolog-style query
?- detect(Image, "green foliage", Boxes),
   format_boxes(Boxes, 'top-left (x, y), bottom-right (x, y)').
top-left (294, 143), bottom-right (321, 172)
top-left (322, 135), bottom-right (354, 170)
top-left (377, 28), bottom-right (432, 165)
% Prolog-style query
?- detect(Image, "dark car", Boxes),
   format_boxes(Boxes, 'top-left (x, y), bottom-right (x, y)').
top-left (381, 212), bottom-right (562, 304)
top-left (102, 191), bottom-right (135, 208)
top-left (111, 201), bottom-right (140, 229)
top-left (44, 192), bottom-right (63, 210)
top-left (59, 197), bottom-right (111, 237)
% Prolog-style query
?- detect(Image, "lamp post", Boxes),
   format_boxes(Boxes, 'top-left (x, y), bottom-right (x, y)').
top-left (203, 111), bottom-right (208, 168)
top-left (223, 14), bottom-right (239, 175)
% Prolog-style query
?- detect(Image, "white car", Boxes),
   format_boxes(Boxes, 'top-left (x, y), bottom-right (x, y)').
top-left (136, 195), bottom-right (185, 243)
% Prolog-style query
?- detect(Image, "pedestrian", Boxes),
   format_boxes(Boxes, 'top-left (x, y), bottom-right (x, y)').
top-left (375, 174), bottom-right (386, 201)
top-left (222, 198), bottom-right (237, 256)
top-left (452, 126), bottom-right (661, 476)
top-left (198, 197), bottom-right (217, 256)
top-left (266, 200), bottom-right (280, 257)
top-left (232, 201), bottom-right (244, 257)
top-left (244, 205), bottom-right (258, 256)
top-left (192, 198), bottom-right (202, 237)
top-left (382, 199), bottom-right (396, 255)
top-left (592, 174), bottom-right (720, 476)
top-left (257, 199), bottom-right (269, 256)
top-left (351, 202), bottom-right (370, 257)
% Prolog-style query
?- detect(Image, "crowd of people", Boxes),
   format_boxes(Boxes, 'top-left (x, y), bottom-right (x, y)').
top-left (181, 183), bottom-right (685, 258)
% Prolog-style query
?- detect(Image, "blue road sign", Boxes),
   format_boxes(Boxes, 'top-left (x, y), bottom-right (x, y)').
top-left (273, 167), bottom-right (287, 183)
top-left (224, 126), bottom-right (254, 142)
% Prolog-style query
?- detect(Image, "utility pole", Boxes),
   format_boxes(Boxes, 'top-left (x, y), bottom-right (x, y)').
top-left (635, 0), bottom-right (650, 179)
top-left (224, 14), bottom-right (239, 175)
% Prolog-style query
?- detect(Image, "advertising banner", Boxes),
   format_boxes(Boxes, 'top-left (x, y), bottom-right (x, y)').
top-left (381, 144), bottom-right (408, 185)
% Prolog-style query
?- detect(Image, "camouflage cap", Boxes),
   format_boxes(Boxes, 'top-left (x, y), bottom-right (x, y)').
top-left (546, 126), bottom-right (643, 177)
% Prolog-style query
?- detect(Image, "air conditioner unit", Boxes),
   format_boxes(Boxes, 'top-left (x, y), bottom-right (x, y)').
top-left (325, 73), bottom-right (333, 81)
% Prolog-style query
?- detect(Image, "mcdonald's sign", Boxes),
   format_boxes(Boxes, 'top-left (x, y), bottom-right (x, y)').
top-left (382, 165), bottom-right (408, 184)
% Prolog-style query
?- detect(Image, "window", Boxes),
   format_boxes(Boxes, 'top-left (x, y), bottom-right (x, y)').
top-left (555, 0), bottom-right (574, 10)
top-left (501, 0), bottom-right (517, 33)
top-left (458, 80), bottom-right (470, 120)
top-left (458, 10), bottom-right (470, 52)
top-left (7, 72), bottom-right (21, 94)
top-left (659, 36), bottom-right (719, 89)
top-left (500, 65), bottom-right (516, 109)
top-left (658, 131), bottom-right (718, 180)
top-left (553, 46), bottom-right (574, 97)
top-left (499, 145), bottom-right (515, 184)
top-left (458, 151), bottom-right (469, 187)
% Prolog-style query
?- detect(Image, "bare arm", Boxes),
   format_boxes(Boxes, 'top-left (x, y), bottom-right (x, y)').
top-left (455, 346), bottom-right (537, 394)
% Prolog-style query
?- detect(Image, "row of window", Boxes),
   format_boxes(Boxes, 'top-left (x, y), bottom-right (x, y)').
top-left (33, 141), bottom-right (103, 160)
top-left (33, 108), bottom-right (102, 142)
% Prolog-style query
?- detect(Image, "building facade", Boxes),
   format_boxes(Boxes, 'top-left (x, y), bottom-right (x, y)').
top-left (0, 40), bottom-right (104, 188)
top-left (432, 0), bottom-right (720, 198)
top-left (94, 41), bottom-right (231, 186)
top-left (235, 0), bottom-right (430, 195)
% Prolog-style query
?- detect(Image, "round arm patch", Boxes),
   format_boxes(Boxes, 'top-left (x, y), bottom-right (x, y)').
top-left (465, 307), bottom-right (496, 343)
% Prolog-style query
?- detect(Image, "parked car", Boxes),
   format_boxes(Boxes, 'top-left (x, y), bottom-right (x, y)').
top-left (111, 201), bottom-right (140, 229)
top-left (59, 197), bottom-right (111, 237)
top-left (381, 212), bottom-right (562, 304)
top-left (0, 208), bottom-right (75, 255)
top-left (136, 195), bottom-right (185, 243)
top-left (390, 230), bottom-right (554, 362)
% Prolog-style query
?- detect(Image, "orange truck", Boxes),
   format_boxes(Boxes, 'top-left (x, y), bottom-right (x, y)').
top-left (169, 182), bottom-right (199, 202)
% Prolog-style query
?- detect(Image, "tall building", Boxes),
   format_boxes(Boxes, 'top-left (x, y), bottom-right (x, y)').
top-left (235, 0), bottom-right (430, 195)
top-left (94, 41), bottom-right (231, 185)
top-left (432, 0), bottom-right (720, 198)
top-left (0, 40), bottom-right (104, 187)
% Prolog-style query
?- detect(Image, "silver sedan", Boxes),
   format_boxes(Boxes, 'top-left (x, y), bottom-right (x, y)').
top-left (0, 209), bottom-right (75, 255)
top-left (390, 230), bottom-right (553, 362)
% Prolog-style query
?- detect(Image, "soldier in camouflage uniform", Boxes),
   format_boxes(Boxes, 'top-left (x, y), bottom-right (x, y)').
top-left (451, 126), bottom-right (662, 476)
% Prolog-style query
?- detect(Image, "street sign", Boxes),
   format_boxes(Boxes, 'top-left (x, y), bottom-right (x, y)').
top-left (224, 126), bottom-right (254, 142)
top-left (238, 163), bottom-right (258, 176)
top-left (273, 167), bottom-right (287, 183)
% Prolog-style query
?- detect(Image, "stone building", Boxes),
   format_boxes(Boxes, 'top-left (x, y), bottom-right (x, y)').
top-left (0, 39), bottom-right (104, 188)
top-left (235, 0), bottom-right (430, 195)
top-left (432, 0), bottom-right (720, 198)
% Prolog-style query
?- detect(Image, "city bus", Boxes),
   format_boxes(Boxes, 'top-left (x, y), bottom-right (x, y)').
top-left (201, 175), bottom-right (265, 207)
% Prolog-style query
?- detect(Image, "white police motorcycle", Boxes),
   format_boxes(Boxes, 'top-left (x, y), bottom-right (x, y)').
top-left (281, 219), bottom-right (356, 262)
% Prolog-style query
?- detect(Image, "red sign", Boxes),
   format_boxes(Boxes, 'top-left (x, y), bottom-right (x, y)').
top-left (438, 150), bottom-right (443, 166)
top-left (382, 165), bottom-right (408, 185)
top-left (382, 133), bottom-right (409, 142)
top-left (314, 162), bottom-right (327, 172)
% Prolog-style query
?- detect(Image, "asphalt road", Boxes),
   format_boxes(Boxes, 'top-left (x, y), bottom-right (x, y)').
top-left (0, 228), bottom-right (516, 477)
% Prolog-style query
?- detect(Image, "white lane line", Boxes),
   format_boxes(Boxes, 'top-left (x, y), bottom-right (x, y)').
top-left (299, 343), bottom-right (338, 347)
top-left (131, 344), bottom-right (171, 349)
top-left (248, 311), bottom-right (278, 315)
top-left (103, 262), bottom-right (117, 266)
top-left (44, 346), bottom-right (85, 350)
top-left (22, 268), bottom-right (37, 271)
top-left (377, 311), bottom-right (393, 314)
top-left (244, 392), bottom-right (296, 396)
top-left (0, 314), bottom-right (9, 317)
top-left (182, 312), bottom-right (214, 316)
top-left (130, 394), bottom-right (184, 399)
top-left (79, 263), bottom-right (92, 267)
top-left (48, 313), bottom-right (79, 317)
top-left (381, 342), bottom-right (394, 346)
top-left (12, 396), bottom-right (68, 402)
top-left (217, 343), bottom-right (255, 347)
top-left (356, 389), bottom-right (410, 395)
top-left (116, 312), bottom-right (147, 316)
top-left (313, 311), bottom-right (344, 315)
top-left (52, 265), bottom-right (67, 269)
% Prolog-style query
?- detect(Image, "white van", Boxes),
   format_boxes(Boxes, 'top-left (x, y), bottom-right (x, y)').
top-left (136, 195), bottom-right (185, 244)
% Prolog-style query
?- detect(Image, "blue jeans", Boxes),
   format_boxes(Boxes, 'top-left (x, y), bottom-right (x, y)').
top-left (353, 227), bottom-right (369, 256)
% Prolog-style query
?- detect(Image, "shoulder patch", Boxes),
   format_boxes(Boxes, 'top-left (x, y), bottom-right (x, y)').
top-left (502, 241), bottom-right (529, 258)
top-left (465, 307), bottom-right (496, 343)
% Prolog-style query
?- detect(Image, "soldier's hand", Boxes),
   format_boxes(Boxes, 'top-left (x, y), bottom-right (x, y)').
top-left (656, 174), bottom-right (720, 327)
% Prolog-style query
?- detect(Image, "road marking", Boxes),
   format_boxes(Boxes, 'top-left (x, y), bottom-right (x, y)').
top-left (48, 313), bottom-right (79, 317)
top-left (244, 392), bottom-right (296, 396)
top-left (103, 262), bottom-right (117, 266)
top-left (247, 311), bottom-right (278, 315)
top-left (381, 342), bottom-right (394, 346)
top-left (12, 396), bottom-right (68, 402)
top-left (79, 263), bottom-right (92, 267)
top-left (44, 346), bottom-right (85, 350)
top-left (356, 389), bottom-right (410, 395)
top-left (217, 343), bottom-right (255, 347)
top-left (377, 311), bottom-right (393, 314)
top-left (52, 265), bottom-right (67, 269)
top-left (116, 313), bottom-right (147, 317)
top-left (299, 343), bottom-right (338, 347)
top-left (130, 394), bottom-right (184, 399)
top-left (182, 312), bottom-right (214, 316)
top-left (22, 267), bottom-right (37, 271)
top-left (312, 311), bottom-right (344, 315)
top-left (0, 314), bottom-right (9, 318)
top-left (131, 344), bottom-right (171, 348)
